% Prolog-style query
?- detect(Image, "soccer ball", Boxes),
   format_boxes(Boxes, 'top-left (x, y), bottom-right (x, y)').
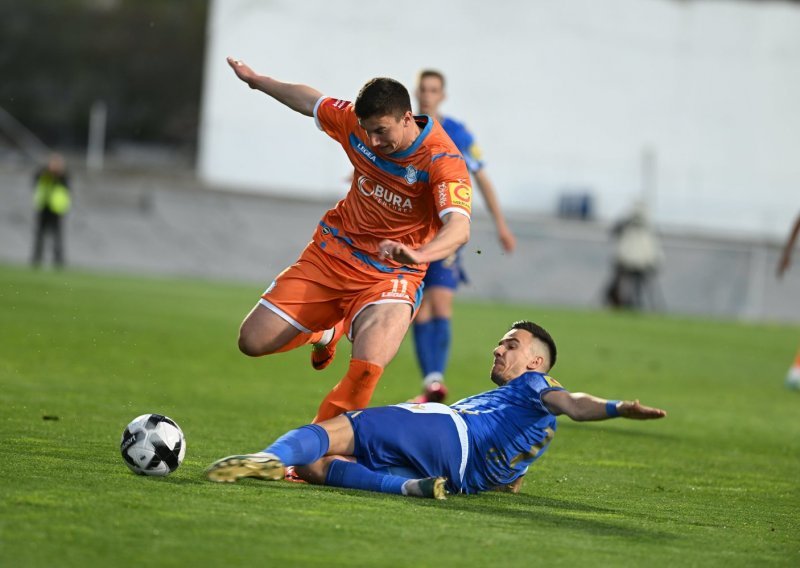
top-left (120, 414), bottom-right (186, 476)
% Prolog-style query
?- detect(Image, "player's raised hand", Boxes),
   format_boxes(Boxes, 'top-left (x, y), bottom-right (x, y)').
top-left (619, 400), bottom-right (667, 420)
top-left (378, 239), bottom-right (423, 265)
top-left (227, 57), bottom-right (258, 88)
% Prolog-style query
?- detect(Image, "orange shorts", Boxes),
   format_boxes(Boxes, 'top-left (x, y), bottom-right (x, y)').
top-left (259, 242), bottom-right (424, 339)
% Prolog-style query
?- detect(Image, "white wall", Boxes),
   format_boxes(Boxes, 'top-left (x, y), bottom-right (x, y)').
top-left (198, 0), bottom-right (800, 238)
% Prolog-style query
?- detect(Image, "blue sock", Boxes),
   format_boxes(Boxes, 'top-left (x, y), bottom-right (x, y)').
top-left (325, 459), bottom-right (408, 495)
top-left (413, 320), bottom-right (437, 377)
top-left (264, 424), bottom-right (329, 466)
top-left (429, 317), bottom-right (451, 378)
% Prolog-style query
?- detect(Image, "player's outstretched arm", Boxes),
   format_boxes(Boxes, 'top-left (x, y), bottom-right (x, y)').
top-left (541, 390), bottom-right (667, 422)
top-left (226, 57), bottom-right (323, 117)
top-left (473, 169), bottom-right (516, 253)
top-left (777, 213), bottom-right (800, 278)
top-left (378, 212), bottom-right (470, 265)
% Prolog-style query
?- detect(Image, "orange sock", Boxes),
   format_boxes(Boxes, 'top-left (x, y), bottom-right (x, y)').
top-left (271, 330), bottom-right (325, 354)
top-left (313, 359), bottom-right (384, 423)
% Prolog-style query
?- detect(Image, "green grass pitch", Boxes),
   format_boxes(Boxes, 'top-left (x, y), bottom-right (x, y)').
top-left (1, 264), bottom-right (798, 567)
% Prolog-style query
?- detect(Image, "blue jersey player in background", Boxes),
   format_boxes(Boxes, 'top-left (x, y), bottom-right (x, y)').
top-left (411, 70), bottom-right (517, 405)
top-left (207, 321), bottom-right (667, 499)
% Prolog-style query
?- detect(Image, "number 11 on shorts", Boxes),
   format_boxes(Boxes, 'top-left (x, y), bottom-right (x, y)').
top-left (391, 278), bottom-right (408, 295)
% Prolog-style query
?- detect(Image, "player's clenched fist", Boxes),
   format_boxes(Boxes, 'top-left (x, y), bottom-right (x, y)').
top-left (378, 239), bottom-right (423, 266)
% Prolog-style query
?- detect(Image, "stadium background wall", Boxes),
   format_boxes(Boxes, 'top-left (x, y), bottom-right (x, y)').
top-left (198, 0), bottom-right (800, 240)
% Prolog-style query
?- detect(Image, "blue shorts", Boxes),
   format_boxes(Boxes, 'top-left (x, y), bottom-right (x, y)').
top-left (346, 404), bottom-right (467, 493)
top-left (423, 248), bottom-right (468, 290)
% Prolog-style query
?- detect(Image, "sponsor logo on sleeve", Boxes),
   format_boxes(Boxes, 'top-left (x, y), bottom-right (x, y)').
top-left (543, 375), bottom-right (562, 388)
top-left (437, 182), bottom-right (448, 208)
top-left (447, 182), bottom-right (472, 211)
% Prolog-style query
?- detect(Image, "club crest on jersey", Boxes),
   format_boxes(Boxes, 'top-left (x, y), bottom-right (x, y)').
top-left (404, 165), bottom-right (418, 185)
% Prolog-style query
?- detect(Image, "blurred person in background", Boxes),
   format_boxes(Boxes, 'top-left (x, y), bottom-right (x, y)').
top-left (31, 153), bottom-right (71, 269)
top-left (225, 57), bottom-right (472, 424)
top-left (605, 201), bottom-right (663, 311)
top-left (410, 70), bottom-right (516, 404)
top-left (777, 212), bottom-right (800, 390)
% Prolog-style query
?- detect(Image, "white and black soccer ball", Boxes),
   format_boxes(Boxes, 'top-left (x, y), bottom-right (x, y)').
top-left (120, 414), bottom-right (186, 476)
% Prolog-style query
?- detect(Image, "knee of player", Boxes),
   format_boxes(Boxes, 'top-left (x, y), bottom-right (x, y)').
top-left (294, 457), bottom-right (337, 485)
top-left (237, 332), bottom-right (273, 357)
top-left (431, 298), bottom-right (453, 319)
top-left (237, 334), bottom-right (258, 356)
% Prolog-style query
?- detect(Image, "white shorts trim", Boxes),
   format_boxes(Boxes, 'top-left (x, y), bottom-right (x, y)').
top-left (258, 298), bottom-right (312, 334)
top-left (392, 402), bottom-right (469, 485)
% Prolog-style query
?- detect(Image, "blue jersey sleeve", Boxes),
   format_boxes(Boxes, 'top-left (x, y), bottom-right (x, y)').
top-left (440, 116), bottom-right (484, 174)
top-left (528, 373), bottom-right (566, 413)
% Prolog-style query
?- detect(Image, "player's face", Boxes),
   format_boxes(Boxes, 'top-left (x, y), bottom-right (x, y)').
top-left (490, 329), bottom-right (545, 386)
top-left (360, 112), bottom-right (416, 154)
top-left (416, 76), bottom-right (445, 116)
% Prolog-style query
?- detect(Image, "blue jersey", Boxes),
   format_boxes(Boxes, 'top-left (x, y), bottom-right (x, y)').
top-left (440, 116), bottom-right (483, 174)
top-left (450, 372), bottom-right (565, 493)
top-left (422, 116), bottom-right (483, 290)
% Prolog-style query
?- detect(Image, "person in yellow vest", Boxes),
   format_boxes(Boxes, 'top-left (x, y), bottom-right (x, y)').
top-left (31, 153), bottom-right (71, 268)
top-left (777, 213), bottom-right (800, 390)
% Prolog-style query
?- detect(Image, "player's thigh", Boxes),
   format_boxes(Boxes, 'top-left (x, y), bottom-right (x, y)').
top-left (316, 414), bottom-right (356, 455)
top-left (350, 302), bottom-right (413, 366)
top-left (342, 273), bottom-right (423, 365)
top-left (238, 303), bottom-right (301, 354)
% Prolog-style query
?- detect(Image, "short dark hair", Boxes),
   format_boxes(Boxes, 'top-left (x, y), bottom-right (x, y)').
top-left (418, 69), bottom-right (446, 88)
top-left (511, 320), bottom-right (557, 369)
top-left (354, 77), bottom-right (412, 120)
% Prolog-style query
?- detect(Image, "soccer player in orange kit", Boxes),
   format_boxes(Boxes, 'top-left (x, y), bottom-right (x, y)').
top-left (226, 57), bottom-right (473, 422)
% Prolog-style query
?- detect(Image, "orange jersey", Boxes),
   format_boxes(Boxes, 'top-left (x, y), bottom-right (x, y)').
top-left (313, 96), bottom-right (472, 273)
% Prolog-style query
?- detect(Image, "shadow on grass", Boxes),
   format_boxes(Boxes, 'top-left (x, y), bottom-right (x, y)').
top-left (211, 478), bottom-right (677, 541)
top-left (428, 492), bottom-right (678, 542)
top-left (559, 420), bottom-right (680, 441)
top-left (151, 474), bottom-right (208, 486)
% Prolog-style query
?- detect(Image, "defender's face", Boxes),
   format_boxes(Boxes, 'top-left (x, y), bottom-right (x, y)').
top-left (416, 76), bottom-right (445, 116)
top-left (490, 329), bottom-right (541, 386)
top-left (359, 112), bottom-right (414, 154)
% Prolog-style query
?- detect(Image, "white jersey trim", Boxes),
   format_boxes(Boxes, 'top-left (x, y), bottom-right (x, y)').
top-left (438, 207), bottom-right (471, 221)
top-left (313, 96), bottom-right (326, 131)
top-left (258, 298), bottom-right (313, 334)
